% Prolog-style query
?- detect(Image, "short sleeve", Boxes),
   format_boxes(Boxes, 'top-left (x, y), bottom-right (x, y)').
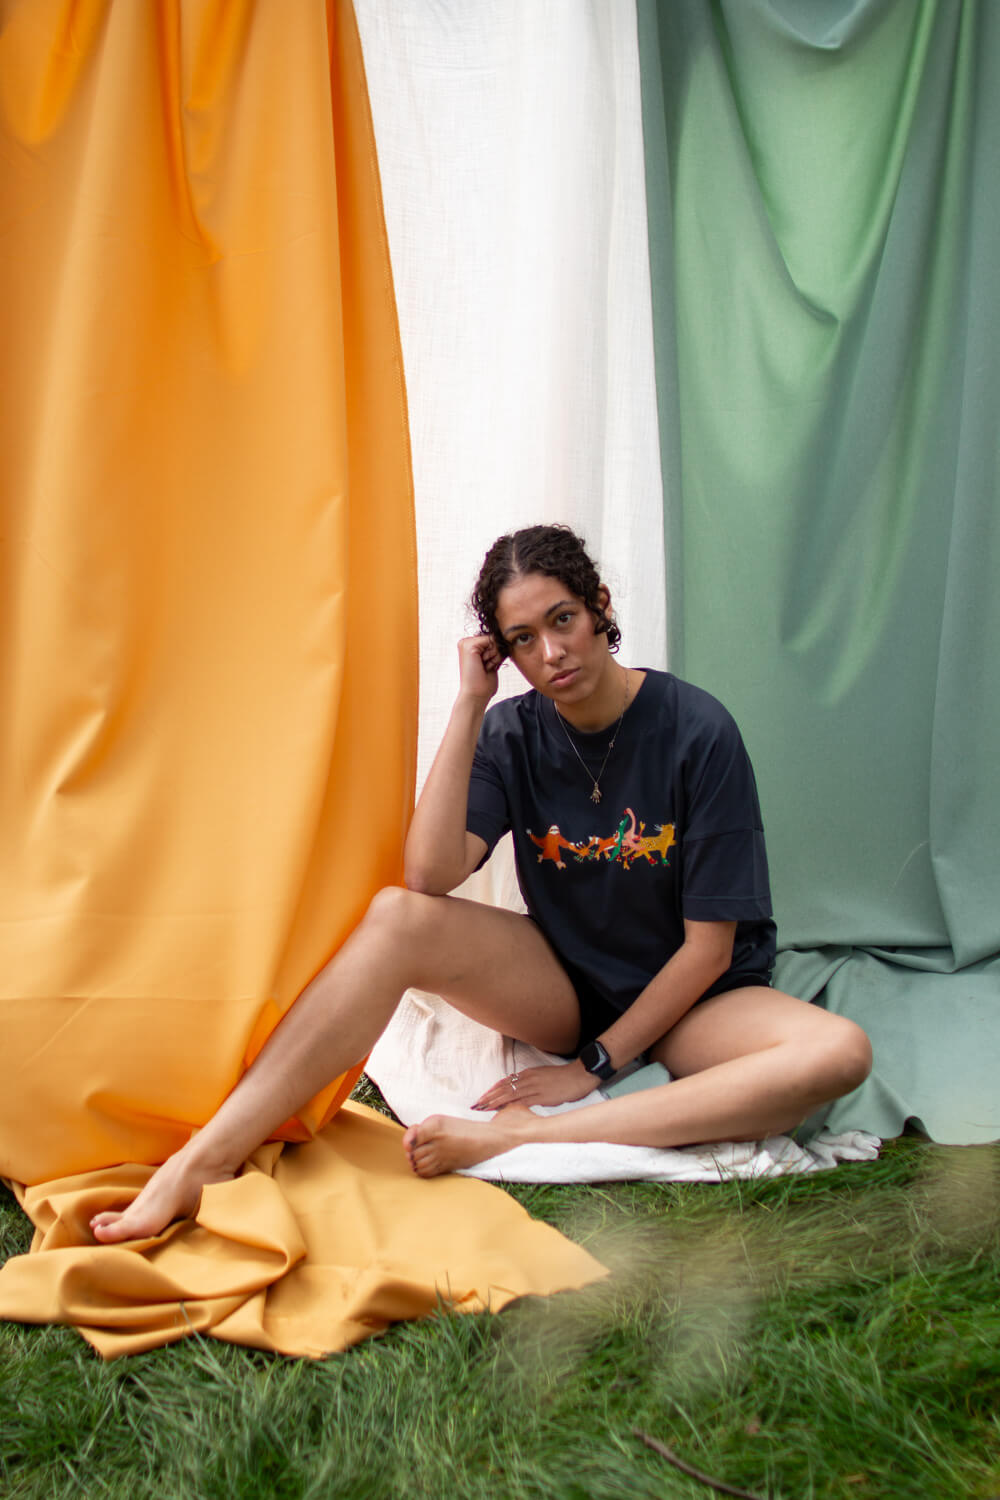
top-left (678, 710), bottom-right (773, 923)
top-left (681, 829), bottom-right (772, 921)
top-left (466, 739), bottom-right (511, 858)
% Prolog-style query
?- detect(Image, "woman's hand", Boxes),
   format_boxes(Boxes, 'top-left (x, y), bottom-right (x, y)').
top-left (457, 634), bottom-right (503, 706)
top-left (472, 1059), bottom-right (597, 1112)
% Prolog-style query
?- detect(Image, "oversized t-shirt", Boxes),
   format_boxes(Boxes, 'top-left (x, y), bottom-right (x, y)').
top-left (466, 669), bottom-right (776, 1016)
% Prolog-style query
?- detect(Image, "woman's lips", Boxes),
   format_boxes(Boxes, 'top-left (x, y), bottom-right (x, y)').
top-left (550, 667), bottom-right (578, 688)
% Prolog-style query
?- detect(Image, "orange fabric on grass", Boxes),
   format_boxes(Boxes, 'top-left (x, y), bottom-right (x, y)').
top-left (2, 1104), bottom-right (603, 1359)
top-left (0, 0), bottom-right (602, 1355)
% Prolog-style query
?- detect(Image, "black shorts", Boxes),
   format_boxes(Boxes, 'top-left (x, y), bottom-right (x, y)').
top-left (560, 962), bottom-right (772, 1058)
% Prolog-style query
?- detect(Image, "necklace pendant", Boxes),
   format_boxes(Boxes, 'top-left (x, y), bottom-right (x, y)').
top-left (590, 786), bottom-right (602, 804)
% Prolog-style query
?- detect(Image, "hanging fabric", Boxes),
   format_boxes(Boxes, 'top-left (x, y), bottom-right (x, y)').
top-left (0, 0), bottom-right (601, 1356)
top-left (638, 0), bottom-right (999, 1143)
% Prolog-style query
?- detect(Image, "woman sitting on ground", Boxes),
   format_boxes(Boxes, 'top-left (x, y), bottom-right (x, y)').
top-left (92, 525), bottom-right (871, 1241)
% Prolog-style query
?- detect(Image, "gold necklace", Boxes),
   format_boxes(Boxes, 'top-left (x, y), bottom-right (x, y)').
top-left (555, 670), bottom-right (630, 804)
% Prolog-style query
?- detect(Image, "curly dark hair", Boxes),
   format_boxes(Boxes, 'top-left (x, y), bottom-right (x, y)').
top-left (471, 524), bottom-right (620, 659)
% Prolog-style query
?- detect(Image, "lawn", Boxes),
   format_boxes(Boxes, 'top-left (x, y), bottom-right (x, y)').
top-left (1, 1100), bottom-right (997, 1500)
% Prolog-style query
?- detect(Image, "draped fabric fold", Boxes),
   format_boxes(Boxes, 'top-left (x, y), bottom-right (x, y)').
top-left (638, 0), bottom-right (999, 1143)
top-left (3, 1105), bottom-right (601, 1358)
top-left (0, 0), bottom-right (602, 1354)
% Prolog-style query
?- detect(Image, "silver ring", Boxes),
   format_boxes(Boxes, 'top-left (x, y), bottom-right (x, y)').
top-left (509, 1073), bottom-right (519, 1092)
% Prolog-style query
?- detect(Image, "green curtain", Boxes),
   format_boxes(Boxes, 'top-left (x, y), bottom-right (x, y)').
top-left (638, 0), bottom-right (999, 1143)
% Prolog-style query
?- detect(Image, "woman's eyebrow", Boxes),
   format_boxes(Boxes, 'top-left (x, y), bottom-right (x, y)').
top-left (502, 600), bottom-right (575, 637)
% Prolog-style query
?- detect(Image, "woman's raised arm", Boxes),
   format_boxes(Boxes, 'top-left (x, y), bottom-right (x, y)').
top-left (402, 636), bottom-right (499, 895)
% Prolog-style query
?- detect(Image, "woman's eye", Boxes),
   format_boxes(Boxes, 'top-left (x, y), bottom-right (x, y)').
top-left (556, 612), bottom-right (573, 626)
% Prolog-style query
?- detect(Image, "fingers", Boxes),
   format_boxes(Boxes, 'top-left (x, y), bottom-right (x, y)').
top-left (461, 631), bottom-right (502, 666)
top-left (457, 634), bottom-right (504, 694)
top-left (477, 638), bottom-right (503, 674)
top-left (472, 1071), bottom-right (522, 1111)
top-left (474, 1060), bottom-right (597, 1112)
top-left (472, 1069), bottom-right (550, 1111)
top-left (471, 1090), bottom-right (506, 1111)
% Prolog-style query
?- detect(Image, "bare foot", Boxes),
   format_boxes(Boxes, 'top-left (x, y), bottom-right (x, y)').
top-left (402, 1112), bottom-right (535, 1177)
top-left (90, 1142), bottom-right (235, 1244)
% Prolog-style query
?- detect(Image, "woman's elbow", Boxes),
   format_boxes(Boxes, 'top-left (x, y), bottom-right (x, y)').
top-left (402, 861), bottom-right (453, 897)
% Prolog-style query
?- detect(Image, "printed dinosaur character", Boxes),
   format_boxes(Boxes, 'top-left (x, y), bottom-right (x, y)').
top-left (607, 807), bottom-right (642, 864)
top-left (630, 822), bottom-right (676, 866)
top-left (527, 825), bottom-right (585, 869)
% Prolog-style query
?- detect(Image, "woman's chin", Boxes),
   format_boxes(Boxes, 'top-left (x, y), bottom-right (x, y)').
top-left (548, 669), bottom-right (582, 696)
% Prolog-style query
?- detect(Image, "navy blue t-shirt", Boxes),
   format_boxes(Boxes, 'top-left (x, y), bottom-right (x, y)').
top-left (466, 669), bottom-right (776, 1017)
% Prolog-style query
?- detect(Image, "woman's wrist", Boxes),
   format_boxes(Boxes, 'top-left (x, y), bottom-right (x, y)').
top-left (578, 1039), bottom-right (617, 1082)
top-left (452, 685), bottom-right (493, 719)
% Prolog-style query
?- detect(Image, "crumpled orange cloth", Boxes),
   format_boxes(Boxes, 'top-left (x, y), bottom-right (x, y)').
top-left (0, 0), bottom-right (603, 1354)
top-left (0, 1104), bottom-right (603, 1358)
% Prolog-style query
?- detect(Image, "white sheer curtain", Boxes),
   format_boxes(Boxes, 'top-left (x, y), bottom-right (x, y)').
top-left (355, 0), bottom-right (665, 819)
top-left (355, 0), bottom-right (666, 1123)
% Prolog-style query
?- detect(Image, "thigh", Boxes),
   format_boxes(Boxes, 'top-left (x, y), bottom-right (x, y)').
top-left (648, 985), bottom-right (854, 1079)
top-left (394, 890), bottom-right (582, 1055)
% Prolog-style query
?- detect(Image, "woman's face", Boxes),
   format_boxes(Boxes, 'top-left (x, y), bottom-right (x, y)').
top-left (493, 570), bottom-right (612, 706)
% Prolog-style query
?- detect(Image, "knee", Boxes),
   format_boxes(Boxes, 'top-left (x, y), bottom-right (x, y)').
top-left (814, 1017), bottom-right (873, 1100)
top-left (363, 884), bottom-right (448, 946)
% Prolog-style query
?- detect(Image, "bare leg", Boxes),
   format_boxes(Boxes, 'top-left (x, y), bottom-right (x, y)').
top-left (403, 988), bottom-right (872, 1176)
top-left (90, 888), bottom-right (579, 1242)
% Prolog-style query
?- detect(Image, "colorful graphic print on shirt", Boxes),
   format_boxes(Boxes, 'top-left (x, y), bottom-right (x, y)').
top-left (526, 806), bottom-right (676, 870)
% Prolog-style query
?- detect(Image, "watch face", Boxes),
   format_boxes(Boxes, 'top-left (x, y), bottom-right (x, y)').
top-left (580, 1041), bottom-right (614, 1079)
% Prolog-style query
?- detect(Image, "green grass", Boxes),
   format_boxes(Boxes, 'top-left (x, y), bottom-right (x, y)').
top-left (1, 1102), bottom-right (998, 1500)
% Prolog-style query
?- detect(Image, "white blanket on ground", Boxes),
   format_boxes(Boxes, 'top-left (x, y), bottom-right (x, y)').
top-left (366, 989), bottom-right (880, 1184)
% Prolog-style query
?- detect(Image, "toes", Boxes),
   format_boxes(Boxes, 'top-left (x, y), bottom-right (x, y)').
top-left (409, 1143), bottom-right (441, 1178)
top-left (91, 1217), bottom-right (134, 1244)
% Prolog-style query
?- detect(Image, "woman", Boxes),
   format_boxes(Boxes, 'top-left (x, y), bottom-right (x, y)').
top-left (92, 526), bottom-right (870, 1240)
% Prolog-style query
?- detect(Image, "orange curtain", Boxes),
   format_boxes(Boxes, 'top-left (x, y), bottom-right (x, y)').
top-left (0, 0), bottom-right (601, 1355)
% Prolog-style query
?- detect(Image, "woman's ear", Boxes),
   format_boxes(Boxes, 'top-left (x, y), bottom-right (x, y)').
top-left (592, 584), bottom-right (614, 637)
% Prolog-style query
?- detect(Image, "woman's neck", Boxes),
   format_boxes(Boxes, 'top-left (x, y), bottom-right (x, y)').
top-left (557, 662), bottom-right (645, 733)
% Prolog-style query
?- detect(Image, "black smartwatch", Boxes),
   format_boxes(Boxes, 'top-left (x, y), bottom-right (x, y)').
top-left (579, 1039), bottom-right (616, 1081)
